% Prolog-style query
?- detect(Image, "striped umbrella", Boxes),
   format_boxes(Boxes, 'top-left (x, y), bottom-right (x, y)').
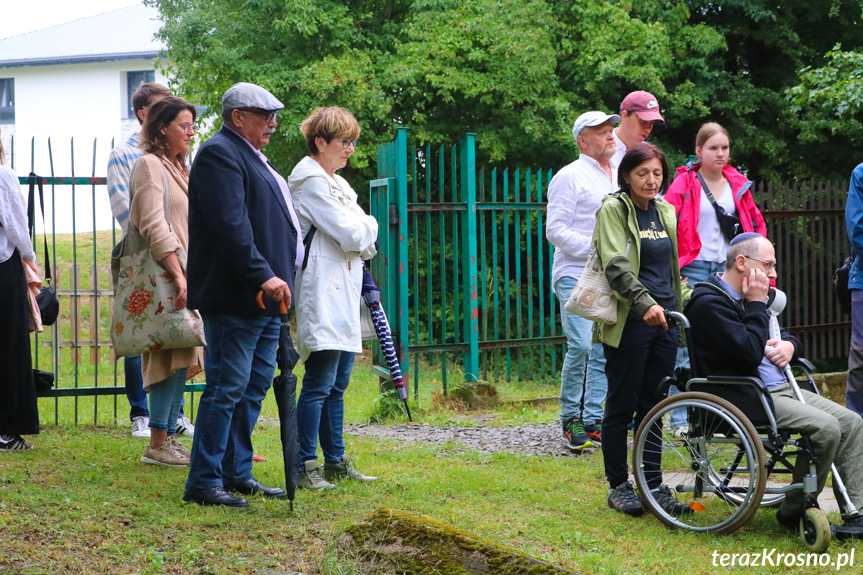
top-left (361, 264), bottom-right (411, 421)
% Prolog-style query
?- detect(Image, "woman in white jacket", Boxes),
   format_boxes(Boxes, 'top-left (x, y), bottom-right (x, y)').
top-left (289, 107), bottom-right (379, 490)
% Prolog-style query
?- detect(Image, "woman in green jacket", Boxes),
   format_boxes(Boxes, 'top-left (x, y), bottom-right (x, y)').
top-left (594, 143), bottom-right (691, 518)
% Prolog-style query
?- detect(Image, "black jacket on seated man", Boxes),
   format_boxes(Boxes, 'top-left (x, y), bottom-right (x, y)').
top-left (684, 273), bottom-right (800, 380)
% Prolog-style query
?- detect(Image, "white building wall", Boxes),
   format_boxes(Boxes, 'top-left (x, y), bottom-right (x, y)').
top-left (1, 59), bottom-right (168, 232)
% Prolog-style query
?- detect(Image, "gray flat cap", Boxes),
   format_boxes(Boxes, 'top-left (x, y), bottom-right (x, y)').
top-left (222, 82), bottom-right (284, 112)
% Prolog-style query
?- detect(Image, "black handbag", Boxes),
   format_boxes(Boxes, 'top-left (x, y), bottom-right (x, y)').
top-left (33, 369), bottom-right (55, 392)
top-left (834, 254), bottom-right (855, 315)
top-left (27, 173), bottom-right (59, 326)
top-left (697, 172), bottom-right (741, 242)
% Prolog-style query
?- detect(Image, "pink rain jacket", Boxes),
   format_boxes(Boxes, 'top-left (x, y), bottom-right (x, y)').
top-left (664, 163), bottom-right (767, 269)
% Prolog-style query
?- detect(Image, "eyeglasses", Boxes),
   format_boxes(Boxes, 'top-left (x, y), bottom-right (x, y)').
top-left (339, 139), bottom-right (358, 149)
top-left (240, 108), bottom-right (278, 122)
top-left (744, 255), bottom-right (776, 271)
top-left (174, 122), bottom-right (195, 134)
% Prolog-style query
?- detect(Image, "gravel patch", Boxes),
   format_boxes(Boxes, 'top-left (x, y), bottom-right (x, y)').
top-left (345, 422), bottom-right (598, 457)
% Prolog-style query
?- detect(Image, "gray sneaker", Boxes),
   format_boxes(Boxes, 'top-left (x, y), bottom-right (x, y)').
top-left (323, 454), bottom-right (379, 483)
top-left (141, 441), bottom-right (188, 467)
top-left (297, 460), bottom-right (336, 490)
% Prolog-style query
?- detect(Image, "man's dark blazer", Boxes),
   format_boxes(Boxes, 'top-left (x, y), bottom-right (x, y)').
top-left (187, 127), bottom-right (297, 317)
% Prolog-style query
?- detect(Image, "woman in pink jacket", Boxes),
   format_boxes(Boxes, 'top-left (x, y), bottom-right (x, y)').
top-left (663, 122), bottom-right (767, 436)
top-left (665, 122), bottom-right (767, 279)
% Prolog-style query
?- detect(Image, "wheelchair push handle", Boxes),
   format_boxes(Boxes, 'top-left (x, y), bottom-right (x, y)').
top-left (663, 310), bottom-right (690, 330)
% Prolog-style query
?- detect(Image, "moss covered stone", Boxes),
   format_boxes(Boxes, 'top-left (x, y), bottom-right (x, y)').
top-left (338, 508), bottom-right (585, 574)
top-left (449, 382), bottom-right (500, 409)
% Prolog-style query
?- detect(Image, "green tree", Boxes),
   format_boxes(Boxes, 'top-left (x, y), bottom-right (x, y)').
top-left (787, 46), bottom-right (863, 174)
top-left (550, 0), bottom-right (726, 170)
top-left (148, 0), bottom-right (571, 183)
top-left (149, 0), bottom-right (863, 184)
top-left (684, 0), bottom-right (863, 180)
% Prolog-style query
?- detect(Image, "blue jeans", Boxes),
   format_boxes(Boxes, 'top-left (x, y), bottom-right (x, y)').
top-left (185, 313), bottom-right (279, 490)
top-left (297, 350), bottom-right (356, 464)
top-left (124, 355), bottom-right (149, 420)
top-left (148, 368), bottom-right (188, 435)
top-left (668, 260), bottom-right (725, 429)
top-left (554, 276), bottom-right (608, 426)
top-left (125, 355), bottom-right (185, 420)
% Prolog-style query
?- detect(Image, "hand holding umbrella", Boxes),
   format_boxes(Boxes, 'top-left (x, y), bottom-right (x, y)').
top-left (257, 290), bottom-right (300, 510)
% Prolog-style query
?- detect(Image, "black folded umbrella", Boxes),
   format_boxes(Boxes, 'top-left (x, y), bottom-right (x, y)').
top-left (257, 291), bottom-right (300, 510)
top-left (361, 264), bottom-right (412, 421)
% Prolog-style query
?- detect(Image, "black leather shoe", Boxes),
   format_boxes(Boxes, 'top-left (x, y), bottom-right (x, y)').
top-left (776, 508), bottom-right (801, 532)
top-left (183, 486), bottom-right (250, 507)
top-left (224, 477), bottom-right (288, 500)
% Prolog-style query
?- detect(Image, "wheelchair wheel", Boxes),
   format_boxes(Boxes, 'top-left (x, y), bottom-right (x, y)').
top-left (633, 392), bottom-right (766, 534)
top-left (801, 508), bottom-right (831, 553)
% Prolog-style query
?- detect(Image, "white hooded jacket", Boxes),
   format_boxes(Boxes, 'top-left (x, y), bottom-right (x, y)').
top-left (288, 156), bottom-right (378, 361)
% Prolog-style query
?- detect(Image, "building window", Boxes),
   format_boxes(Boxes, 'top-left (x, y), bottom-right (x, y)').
top-left (126, 70), bottom-right (155, 119)
top-left (0, 78), bottom-right (13, 124)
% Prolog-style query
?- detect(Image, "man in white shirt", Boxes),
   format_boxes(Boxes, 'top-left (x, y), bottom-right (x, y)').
top-left (106, 82), bottom-right (195, 439)
top-left (612, 91), bottom-right (664, 168)
top-left (547, 111), bottom-right (620, 451)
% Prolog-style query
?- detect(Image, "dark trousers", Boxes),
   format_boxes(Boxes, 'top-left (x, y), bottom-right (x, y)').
top-left (0, 250), bottom-right (39, 437)
top-left (603, 317), bottom-right (677, 489)
top-left (847, 290), bottom-right (863, 417)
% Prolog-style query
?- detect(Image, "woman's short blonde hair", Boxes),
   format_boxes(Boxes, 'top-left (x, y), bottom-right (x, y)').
top-left (299, 107), bottom-right (361, 155)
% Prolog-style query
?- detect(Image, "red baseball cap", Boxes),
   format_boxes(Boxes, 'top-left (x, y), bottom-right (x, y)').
top-left (620, 91), bottom-right (664, 122)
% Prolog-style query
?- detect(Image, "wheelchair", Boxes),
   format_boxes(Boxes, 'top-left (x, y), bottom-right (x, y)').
top-left (631, 310), bottom-right (851, 552)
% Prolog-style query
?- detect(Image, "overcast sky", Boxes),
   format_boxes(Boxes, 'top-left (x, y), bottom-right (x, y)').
top-left (1, 0), bottom-right (141, 40)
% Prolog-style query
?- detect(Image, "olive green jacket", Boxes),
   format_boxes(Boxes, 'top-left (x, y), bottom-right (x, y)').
top-left (592, 192), bottom-right (692, 348)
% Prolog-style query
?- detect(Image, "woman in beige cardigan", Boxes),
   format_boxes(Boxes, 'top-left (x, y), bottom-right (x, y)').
top-left (129, 96), bottom-right (204, 466)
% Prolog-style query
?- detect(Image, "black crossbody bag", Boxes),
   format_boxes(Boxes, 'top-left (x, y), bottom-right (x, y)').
top-left (834, 252), bottom-right (855, 315)
top-left (697, 172), bottom-right (741, 242)
top-left (27, 173), bottom-right (59, 326)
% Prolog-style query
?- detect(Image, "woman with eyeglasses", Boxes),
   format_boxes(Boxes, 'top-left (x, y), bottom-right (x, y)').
top-left (662, 123), bottom-right (767, 438)
top-left (128, 96), bottom-right (204, 467)
top-left (289, 107), bottom-right (379, 490)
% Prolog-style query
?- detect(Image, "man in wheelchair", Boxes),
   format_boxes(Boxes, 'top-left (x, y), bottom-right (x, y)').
top-left (685, 232), bottom-right (863, 537)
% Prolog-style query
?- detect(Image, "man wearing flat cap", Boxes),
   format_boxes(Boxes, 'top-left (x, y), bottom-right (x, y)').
top-left (183, 82), bottom-right (302, 507)
top-left (613, 90), bottom-right (664, 167)
top-left (547, 111), bottom-right (620, 451)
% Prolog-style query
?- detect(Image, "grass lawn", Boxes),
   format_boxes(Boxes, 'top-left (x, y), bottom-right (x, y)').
top-left (6, 234), bottom-right (859, 573)
top-left (3, 369), bottom-right (861, 575)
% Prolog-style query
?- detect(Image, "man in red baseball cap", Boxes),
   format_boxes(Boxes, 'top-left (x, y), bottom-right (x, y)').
top-left (612, 90), bottom-right (664, 166)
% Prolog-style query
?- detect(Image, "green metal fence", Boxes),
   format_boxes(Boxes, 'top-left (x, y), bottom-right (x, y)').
top-left (8, 131), bottom-right (853, 421)
top-left (371, 129), bottom-right (854, 395)
top-left (372, 128), bottom-right (566, 394)
top-left (10, 136), bottom-right (202, 425)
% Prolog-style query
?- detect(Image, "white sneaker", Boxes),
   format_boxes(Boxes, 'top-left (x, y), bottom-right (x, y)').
top-left (131, 416), bottom-right (151, 438)
top-left (671, 426), bottom-right (689, 440)
top-left (176, 415), bottom-right (195, 437)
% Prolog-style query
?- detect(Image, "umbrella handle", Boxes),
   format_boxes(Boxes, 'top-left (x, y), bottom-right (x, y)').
top-left (257, 289), bottom-right (288, 315)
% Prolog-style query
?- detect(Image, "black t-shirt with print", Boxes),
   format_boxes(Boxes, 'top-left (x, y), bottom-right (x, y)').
top-left (633, 200), bottom-right (676, 314)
